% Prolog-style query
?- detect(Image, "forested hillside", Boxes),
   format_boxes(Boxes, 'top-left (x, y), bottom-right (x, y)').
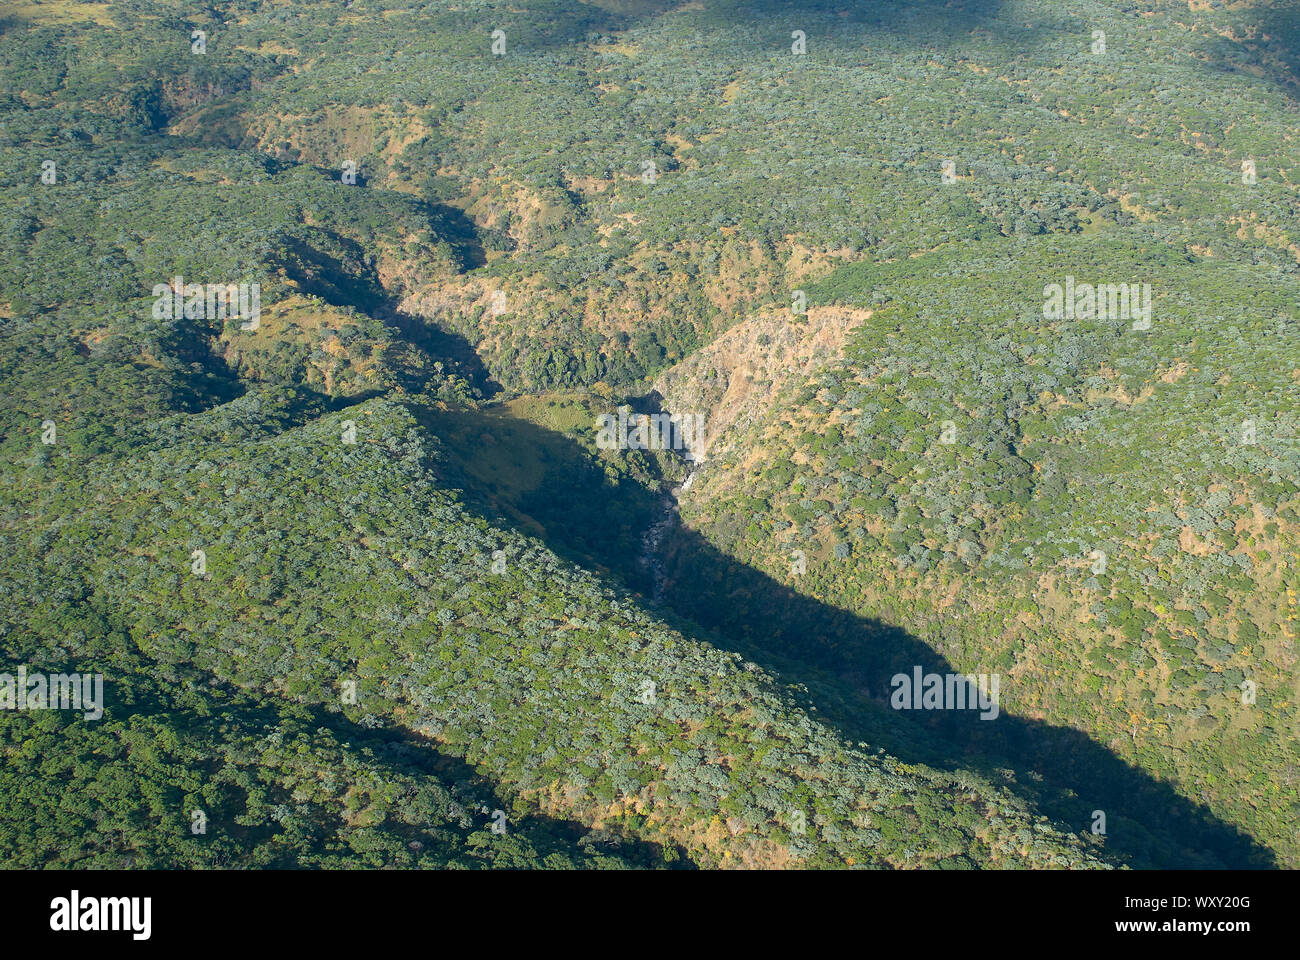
top-left (1, 0), bottom-right (1295, 868)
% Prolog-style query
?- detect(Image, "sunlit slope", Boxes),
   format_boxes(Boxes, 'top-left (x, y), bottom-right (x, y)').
top-left (7, 0), bottom-right (1295, 392)
top-left (657, 234), bottom-right (1300, 866)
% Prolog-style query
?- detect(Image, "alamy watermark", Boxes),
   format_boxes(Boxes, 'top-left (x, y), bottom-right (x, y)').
top-left (151, 276), bottom-right (261, 330)
top-left (1, 666), bottom-right (104, 721)
top-left (596, 406), bottom-right (705, 460)
top-left (50, 891), bottom-right (150, 940)
top-left (1043, 275), bottom-right (1151, 329)
top-left (890, 667), bottom-right (1000, 720)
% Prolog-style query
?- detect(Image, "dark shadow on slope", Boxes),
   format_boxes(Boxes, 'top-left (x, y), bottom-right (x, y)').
top-left (427, 200), bottom-right (489, 272)
top-left (656, 523), bottom-right (1276, 870)
top-left (6, 606), bottom-right (692, 869)
top-left (414, 400), bottom-right (1276, 870)
top-left (414, 402), bottom-right (662, 591)
top-left (501, 0), bottom-right (1015, 52)
top-left (162, 319), bottom-right (249, 413)
top-left (274, 234), bottom-right (502, 400)
top-left (512, 0), bottom-right (1298, 92)
top-left (141, 694), bottom-right (693, 868)
top-left (310, 702), bottom-right (694, 868)
top-left (244, 696), bottom-right (694, 869)
top-left (480, 0), bottom-right (1299, 108)
top-left (1196, 3), bottom-right (1300, 102)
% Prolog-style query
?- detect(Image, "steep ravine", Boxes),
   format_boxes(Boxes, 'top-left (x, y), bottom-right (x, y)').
top-left (640, 306), bottom-right (871, 597)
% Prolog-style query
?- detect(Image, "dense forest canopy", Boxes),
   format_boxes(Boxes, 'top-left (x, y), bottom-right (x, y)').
top-left (0, 0), bottom-right (1296, 869)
